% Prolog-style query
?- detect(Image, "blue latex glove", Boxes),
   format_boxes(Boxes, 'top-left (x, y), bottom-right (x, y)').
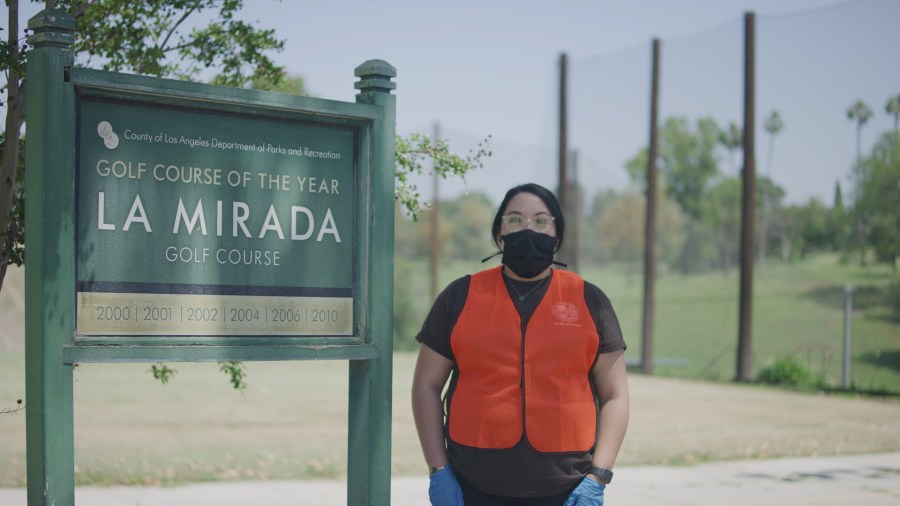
top-left (428, 465), bottom-right (465, 506)
top-left (564, 476), bottom-right (606, 506)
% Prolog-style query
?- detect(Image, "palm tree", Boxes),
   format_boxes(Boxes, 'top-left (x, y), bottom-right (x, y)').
top-left (718, 122), bottom-right (742, 174)
top-left (847, 100), bottom-right (873, 161)
top-left (763, 110), bottom-right (784, 175)
top-left (887, 94), bottom-right (900, 134)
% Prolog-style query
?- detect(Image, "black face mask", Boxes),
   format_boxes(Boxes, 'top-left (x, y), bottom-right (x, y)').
top-left (499, 229), bottom-right (556, 279)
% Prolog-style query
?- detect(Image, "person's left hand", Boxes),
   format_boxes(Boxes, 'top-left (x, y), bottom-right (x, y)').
top-left (564, 476), bottom-right (605, 506)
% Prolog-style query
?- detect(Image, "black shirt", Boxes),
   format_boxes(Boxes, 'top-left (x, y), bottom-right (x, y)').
top-left (415, 268), bottom-right (627, 497)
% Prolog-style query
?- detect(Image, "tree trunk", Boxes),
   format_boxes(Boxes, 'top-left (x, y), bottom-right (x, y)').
top-left (855, 123), bottom-right (862, 162)
top-left (0, 0), bottom-right (24, 292)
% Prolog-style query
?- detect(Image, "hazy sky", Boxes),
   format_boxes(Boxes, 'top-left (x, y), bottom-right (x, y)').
top-left (7, 0), bottom-right (900, 206)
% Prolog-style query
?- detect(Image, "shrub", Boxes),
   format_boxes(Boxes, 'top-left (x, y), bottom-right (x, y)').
top-left (756, 357), bottom-right (825, 389)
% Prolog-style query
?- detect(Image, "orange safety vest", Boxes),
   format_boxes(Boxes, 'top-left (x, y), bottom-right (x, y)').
top-left (447, 266), bottom-right (601, 453)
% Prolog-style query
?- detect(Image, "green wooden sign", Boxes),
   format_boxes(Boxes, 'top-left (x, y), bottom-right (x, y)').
top-left (25, 8), bottom-right (395, 505)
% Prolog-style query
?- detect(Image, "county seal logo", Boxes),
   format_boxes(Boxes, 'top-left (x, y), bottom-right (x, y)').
top-left (97, 121), bottom-right (119, 149)
top-left (551, 301), bottom-right (579, 323)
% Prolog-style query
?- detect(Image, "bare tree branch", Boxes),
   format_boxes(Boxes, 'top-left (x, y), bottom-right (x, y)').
top-left (143, 19), bottom-right (161, 45)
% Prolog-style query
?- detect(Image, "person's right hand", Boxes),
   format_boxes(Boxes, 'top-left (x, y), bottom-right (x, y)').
top-left (564, 476), bottom-right (605, 506)
top-left (428, 465), bottom-right (465, 506)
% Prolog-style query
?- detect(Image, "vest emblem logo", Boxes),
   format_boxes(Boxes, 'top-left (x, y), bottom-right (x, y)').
top-left (551, 302), bottom-right (579, 323)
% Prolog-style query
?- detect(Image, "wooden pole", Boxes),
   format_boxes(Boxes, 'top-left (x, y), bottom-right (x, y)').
top-left (737, 12), bottom-right (756, 382)
top-left (350, 59), bottom-right (397, 505)
top-left (642, 38), bottom-right (661, 375)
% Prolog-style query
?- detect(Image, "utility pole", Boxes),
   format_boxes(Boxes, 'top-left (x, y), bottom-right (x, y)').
top-left (737, 12), bottom-right (756, 382)
top-left (642, 38), bottom-right (661, 375)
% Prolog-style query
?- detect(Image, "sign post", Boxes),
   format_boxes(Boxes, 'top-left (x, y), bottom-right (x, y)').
top-left (25, 9), bottom-right (395, 505)
top-left (348, 60), bottom-right (397, 505)
top-left (24, 10), bottom-right (77, 505)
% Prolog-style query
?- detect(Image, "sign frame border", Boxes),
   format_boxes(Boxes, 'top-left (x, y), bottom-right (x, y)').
top-left (69, 70), bottom-right (373, 351)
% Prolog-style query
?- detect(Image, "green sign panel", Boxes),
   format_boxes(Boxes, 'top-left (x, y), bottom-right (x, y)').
top-left (76, 98), bottom-right (357, 337)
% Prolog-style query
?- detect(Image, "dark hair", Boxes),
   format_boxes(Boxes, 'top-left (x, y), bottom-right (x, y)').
top-left (491, 183), bottom-right (565, 253)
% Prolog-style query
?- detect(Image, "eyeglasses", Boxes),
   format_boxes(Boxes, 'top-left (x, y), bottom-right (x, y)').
top-left (501, 214), bottom-right (556, 233)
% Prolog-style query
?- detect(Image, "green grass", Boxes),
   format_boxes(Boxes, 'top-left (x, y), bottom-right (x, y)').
top-left (396, 254), bottom-right (900, 391)
top-left (584, 254), bottom-right (900, 389)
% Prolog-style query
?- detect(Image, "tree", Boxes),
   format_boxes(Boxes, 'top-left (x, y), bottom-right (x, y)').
top-left (624, 146), bottom-right (648, 189)
top-left (847, 100), bottom-right (873, 161)
top-left (626, 116), bottom-right (720, 219)
top-left (755, 175), bottom-right (786, 264)
top-left (393, 192), bottom-right (494, 262)
top-left (0, 137), bottom-right (24, 280)
top-left (777, 199), bottom-right (832, 261)
top-left (657, 117), bottom-right (721, 220)
top-left (851, 132), bottom-right (900, 271)
top-left (584, 189), bottom-right (621, 265)
top-left (394, 133), bottom-right (491, 220)
top-left (252, 74), bottom-right (306, 95)
top-left (718, 122), bottom-right (742, 174)
top-left (0, 0), bottom-right (27, 292)
top-left (828, 180), bottom-right (850, 253)
top-left (763, 110), bottom-right (784, 176)
top-left (596, 192), bottom-right (645, 276)
top-left (625, 116), bottom-right (721, 273)
top-left (704, 178), bottom-right (741, 274)
top-left (887, 94), bottom-right (900, 134)
top-left (586, 187), bottom-right (685, 272)
top-left (442, 192), bottom-right (494, 260)
top-left (833, 180), bottom-right (844, 210)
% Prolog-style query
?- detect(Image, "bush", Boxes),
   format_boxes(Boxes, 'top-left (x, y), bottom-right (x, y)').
top-left (756, 357), bottom-right (825, 390)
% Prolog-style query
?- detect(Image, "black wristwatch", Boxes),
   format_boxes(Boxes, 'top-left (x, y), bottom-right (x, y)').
top-left (588, 466), bottom-right (613, 485)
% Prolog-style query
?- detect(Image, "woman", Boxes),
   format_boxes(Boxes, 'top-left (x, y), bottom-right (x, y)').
top-left (412, 183), bottom-right (629, 506)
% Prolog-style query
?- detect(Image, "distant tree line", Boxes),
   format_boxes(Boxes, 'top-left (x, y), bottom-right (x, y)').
top-left (397, 103), bottom-right (899, 279)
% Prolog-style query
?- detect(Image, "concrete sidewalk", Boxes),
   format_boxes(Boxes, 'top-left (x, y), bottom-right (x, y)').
top-left (2, 452), bottom-right (898, 505)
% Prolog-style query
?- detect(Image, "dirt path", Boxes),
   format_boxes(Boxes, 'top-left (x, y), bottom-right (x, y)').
top-left (390, 355), bottom-right (900, 471)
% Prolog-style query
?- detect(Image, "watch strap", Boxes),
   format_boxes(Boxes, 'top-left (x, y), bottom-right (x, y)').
top-left (588, 466), bottom-right (613, 484)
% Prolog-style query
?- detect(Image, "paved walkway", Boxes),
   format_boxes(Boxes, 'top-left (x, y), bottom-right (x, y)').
top-left (2, 453), bottom-right (898, 505)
